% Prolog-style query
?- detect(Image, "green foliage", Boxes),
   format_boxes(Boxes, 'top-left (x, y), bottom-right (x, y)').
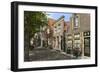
top-left (24, 11), bottom-right (48, 37)
top-left (24, 11), bottom-right (48, 61)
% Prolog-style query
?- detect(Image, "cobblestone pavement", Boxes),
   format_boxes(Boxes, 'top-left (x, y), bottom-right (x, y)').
top-left (27, 47), bottom-right (75, 61)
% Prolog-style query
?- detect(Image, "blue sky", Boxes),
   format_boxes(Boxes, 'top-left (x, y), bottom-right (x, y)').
top-left (46, 12), bottom-right (72, 22)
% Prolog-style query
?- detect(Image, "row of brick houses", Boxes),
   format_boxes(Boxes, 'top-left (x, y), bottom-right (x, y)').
top-left (47, 16), bottom-right (68, 52)
top-left (47, 13), bottom-right (90, 58)
top-left (52, 16), bottom-right (65, 51)
top-left (66, 13), bottom-right (90, 58)
top-left (66, 13), bottom-right (90, 57)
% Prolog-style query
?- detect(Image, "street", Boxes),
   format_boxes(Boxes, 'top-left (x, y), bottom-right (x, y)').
top-left (26, 47), bottom-right (75, 61)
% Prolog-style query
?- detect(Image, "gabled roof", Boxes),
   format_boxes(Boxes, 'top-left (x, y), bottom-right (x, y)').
top-left (48, 18), bottom-right (56, 26)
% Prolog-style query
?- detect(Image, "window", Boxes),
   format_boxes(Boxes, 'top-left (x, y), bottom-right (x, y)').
top-left (74, 15), bottom-right (79, 28)
top-left (84, 31), bottom-right (90, 36)
top-left (58, 23), bottom-right (60, 26)
top-left (74, 39), bottom-right (80, 48)
top-left (67, 40), bottom-right (72, 48)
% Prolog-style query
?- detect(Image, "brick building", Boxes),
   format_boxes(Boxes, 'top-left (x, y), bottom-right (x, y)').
top-left (66, 13), bottom-right (90, 58)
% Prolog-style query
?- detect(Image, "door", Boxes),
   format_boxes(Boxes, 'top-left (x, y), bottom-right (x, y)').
top-left (84, 37), bottom-right (90, 57)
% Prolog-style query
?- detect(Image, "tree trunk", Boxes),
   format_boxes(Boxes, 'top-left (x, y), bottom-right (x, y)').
top-left (24, 31), bottom-right (30, 61)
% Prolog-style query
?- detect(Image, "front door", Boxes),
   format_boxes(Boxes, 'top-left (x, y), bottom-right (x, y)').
top-left (84, 37), bottom-right (90, 57)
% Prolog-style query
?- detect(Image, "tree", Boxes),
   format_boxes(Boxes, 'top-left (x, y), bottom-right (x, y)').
top-left (24, 11), bottom-right (47, 61)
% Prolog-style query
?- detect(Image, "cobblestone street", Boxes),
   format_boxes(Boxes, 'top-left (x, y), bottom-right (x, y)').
top-left (27, 47), bottom-right (74, 61)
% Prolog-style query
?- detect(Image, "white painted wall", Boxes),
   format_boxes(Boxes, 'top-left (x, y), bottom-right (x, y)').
top-left (0, 0), bottom-right (99, 73)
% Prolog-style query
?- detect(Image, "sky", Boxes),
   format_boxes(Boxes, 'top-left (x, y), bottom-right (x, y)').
top-left (46, 12), bottom-right (72, 22)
